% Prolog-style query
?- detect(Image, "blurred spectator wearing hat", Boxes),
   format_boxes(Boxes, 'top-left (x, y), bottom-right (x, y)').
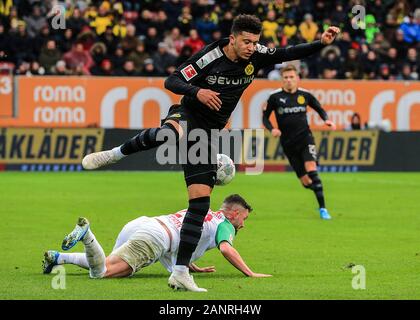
top-left (90, 58), bottom-right (114, 76)
top-left (139, 58), bottom-right (162, 77)
top-left (152, 42), bottom-right (177, 75)
top-left (51, 60), bottom-right (71, 76)
top-left (299, 13), bottom-right (318, 43)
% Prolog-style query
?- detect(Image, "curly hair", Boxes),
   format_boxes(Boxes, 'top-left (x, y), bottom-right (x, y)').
top-left (231, 14), bottom-right (262, 35)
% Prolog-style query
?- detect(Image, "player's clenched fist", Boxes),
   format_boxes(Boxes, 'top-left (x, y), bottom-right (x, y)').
top-left (197, 89), bottom-right (222, 111)
top-left (321, 26), bottom-right (341, 45)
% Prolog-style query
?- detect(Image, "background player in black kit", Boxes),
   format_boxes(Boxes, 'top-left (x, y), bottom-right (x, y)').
top-left (82, 15), bottom-right (340, 291)
top-left (262, 64), bottom-right (337, 220)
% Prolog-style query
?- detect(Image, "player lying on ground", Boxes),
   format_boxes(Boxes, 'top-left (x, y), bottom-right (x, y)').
top-left (262, 64), bottom-right (336, 220)
top-left (43, 194), bottom-right (271, 287)
top-left (82, 14), bottom-right (340, 291)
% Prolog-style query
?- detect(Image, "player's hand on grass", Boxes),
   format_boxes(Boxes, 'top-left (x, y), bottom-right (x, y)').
top-left (195, 265), bottom-right (216, 273)
top-left (197, 89), bottom-right (222, 111)
top-left (271, 129), bottom-right (281, 137)
top-left (189, 263), bottom-right (216, 273)
top-left (321, 26), bottom-right (341, 45)
top-left (325, 120), bottom-right (337, 130)
top-left (249, 273), bottom-right (272, 278)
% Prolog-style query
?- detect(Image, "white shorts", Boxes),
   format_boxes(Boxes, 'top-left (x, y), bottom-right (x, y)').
top-left (110, 217), bottom-right (170, 274)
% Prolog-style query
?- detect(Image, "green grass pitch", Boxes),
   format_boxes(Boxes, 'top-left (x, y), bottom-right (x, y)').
top-left (0, 171), bottom-right (419, 300)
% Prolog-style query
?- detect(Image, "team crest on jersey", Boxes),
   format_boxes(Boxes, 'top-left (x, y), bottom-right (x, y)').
top-left (297, 95), bottom-right (306, 105)
top-left (244, 63), bottom-right (254, 75)
top-left (181, 64), bottom-right (198, 81)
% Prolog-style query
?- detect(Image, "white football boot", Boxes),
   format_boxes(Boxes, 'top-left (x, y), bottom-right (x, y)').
top-left (168, 271), bottom-right (207, 292)
top-left (82, 150), bottom-right (118, 170)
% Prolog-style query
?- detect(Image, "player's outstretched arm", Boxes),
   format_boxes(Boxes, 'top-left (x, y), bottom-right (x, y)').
top-left (256, 26), bottom-right (341, 67)
top-left (219, 242), bottom-right (272, 278)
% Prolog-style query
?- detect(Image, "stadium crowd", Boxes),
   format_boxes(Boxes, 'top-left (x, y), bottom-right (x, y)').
top-left (0, 0), bottom-right (418, 80)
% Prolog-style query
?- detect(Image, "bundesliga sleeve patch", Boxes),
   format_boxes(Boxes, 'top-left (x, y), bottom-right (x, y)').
top-left (180, 64), bottom-right (198, 81)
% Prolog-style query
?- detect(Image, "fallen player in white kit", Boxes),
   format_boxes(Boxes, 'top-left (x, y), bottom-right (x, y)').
top-left (42, 194), bottom-right (271, 291)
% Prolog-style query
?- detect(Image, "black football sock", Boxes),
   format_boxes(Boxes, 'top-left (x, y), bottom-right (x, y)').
top-left (176, 196), bottom-right (210, 266)
top-left (120, 123), bottom-right (179, 155)
top-left (307, 171), bottom-right (326, 209)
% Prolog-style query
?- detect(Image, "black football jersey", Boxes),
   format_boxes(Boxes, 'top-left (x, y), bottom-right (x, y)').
top-left (263, 88), bottom-right (328, 145)
top-left (164, 38), bottom-right (325, 129)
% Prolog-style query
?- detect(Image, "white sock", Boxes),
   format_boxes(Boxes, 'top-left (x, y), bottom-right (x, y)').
top-left (82, 229), bottom-right (107, 278)
top-left (57, 252), bottom-right (89, 270)
top-left (174, 265), bottom-right (189, 274)
top-left (112, 146), bottom-right (126, 160)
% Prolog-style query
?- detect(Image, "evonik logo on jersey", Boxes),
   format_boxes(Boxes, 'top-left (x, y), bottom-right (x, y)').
top-left (206, 75), bottom-right (255, 86)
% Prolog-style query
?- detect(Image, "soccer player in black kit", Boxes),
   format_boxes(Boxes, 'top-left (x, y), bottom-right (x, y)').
top-left (262, 64), bottom-right (337, 220)
top-left (82, 15), bottom-right (340, 291)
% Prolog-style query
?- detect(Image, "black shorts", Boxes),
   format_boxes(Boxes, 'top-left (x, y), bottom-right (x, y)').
top-left (161, 104), bottom-right (217, 187)
top-left (282, 134), bottom-right (318, 178)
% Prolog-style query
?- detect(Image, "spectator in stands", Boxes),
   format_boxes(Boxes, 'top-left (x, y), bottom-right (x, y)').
top-left (378, 63), bottom-right (393, 80)
top-left (348, 113), bottom-right (362, 130)
top-left (51, 60), bottom-right (71, 76)
top-left (114, 60), bottom-right (138, 77)
top-left (139, 58), bottom-right (162, 77)
top-left (90, 58), bottom-right (113, 76)
top-left (121, 24), bottom-right (140, 53)
top-left (23, 5), bottom-right (46, 39)
top-left (262, 10), bottom-right (279, 45)
top-left (196, 11), bottom-right (217, 44)
top-left (371, 32), bottom-right (391, 59)
top-left (283, 18), bottom-right (297, 40)
top-left (177, 6), bottom-right (194, 36)
top-left (163, 27), bottom-right (185, 57)
top-left (63, 41), bottom-right (94, 75)
top-left (90, 42), bottom-right (107, 66)
top-left (9, 22), bottom-right (33, 64)
top-left (406, 48), bottom-right (418, 75)
top-left (27, 60), bottom-right (45, 76)
top-left (391, 29), bottom-right (410, 60)
top-left (363, 50), bottom-right (380, 79)
top-left (397, 63), bottom-right (417, 80)
top-left (399, 12), bottom-right (420, 44)
top-left (184, 28), bottom-right (205, 55)
top-left (319, 46), bottom-right (341, 79)
top-left (128, 42), bottom-right (149, 73)
top-left (299, 13), bottom-right (318, 43)
top-left (67, 7), bottom-right (88, 37)
top-left (112, 18), bottom-right (127, 38)
top-left (152, 42), bottom-right (177, 76)
top-left (100, 26), bottom-right (119, 54)
top-left (144, 26), bottom-right (161, 54)
top-left (343, 48), bottom-right (363, 80)
top-left (219, 10), bottom-right (234, 38)
top-left (240, 0), bottom-right (266, 20)
top-left (163, 0), bottom-right (184, 28)
top-left (111, 45), bottom-right (126, 70)
top-left (384, 47), bottom-right (400, 77)
top-left (364, 14), bottom-right (380, 44)
top-left (90, 4), bottom-right (113, 36)
top-left (39, 40), bottom-right (62, 74)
